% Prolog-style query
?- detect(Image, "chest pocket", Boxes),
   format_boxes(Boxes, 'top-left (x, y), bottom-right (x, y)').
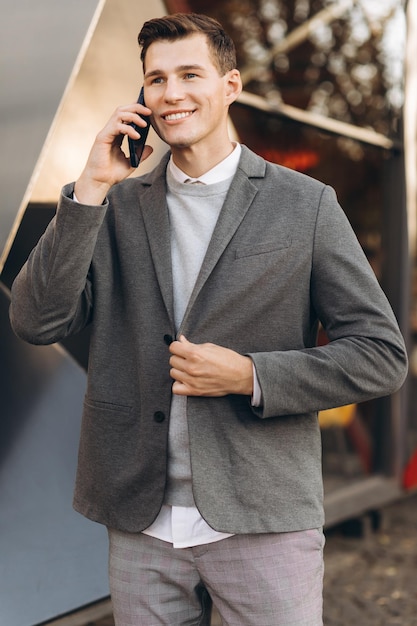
top-left (234, 238), bottom-right (291, 259)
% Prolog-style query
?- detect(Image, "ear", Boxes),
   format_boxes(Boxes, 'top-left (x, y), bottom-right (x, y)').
top-left (225, 69), bottom-right (242, 105)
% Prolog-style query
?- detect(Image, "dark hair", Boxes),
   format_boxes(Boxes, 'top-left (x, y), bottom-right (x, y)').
top-left (138, 13), bottom-right (237, 76)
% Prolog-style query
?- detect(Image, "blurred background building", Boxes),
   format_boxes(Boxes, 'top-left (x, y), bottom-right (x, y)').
top-left (1, 1), bottom-right (416, 624)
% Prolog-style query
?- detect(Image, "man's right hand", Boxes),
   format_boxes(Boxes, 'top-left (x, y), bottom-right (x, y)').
top-left (74, 102), bottom-right (153, 205)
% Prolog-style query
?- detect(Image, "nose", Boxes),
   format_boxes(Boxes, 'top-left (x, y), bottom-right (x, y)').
top-left (163, 77), bottom-right (185, 103)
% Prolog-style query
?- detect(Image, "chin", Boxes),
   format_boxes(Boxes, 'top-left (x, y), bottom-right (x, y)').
top-left (163, 129), bottom-right (199, 149)
top-left (169, 140), bottom-right (193, 149)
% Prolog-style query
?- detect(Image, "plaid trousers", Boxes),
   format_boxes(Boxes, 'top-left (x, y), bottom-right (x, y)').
top-left (107, 527), bottom-right (324, 625)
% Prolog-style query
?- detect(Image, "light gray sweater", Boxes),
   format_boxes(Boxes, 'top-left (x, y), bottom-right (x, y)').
top-left (164, 169), bottom-right (233, 506)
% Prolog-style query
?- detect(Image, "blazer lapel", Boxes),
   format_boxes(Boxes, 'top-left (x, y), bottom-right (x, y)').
top-left (139, 147), bottom-right (266, 334)
top-left (179, 148), bottom-right (265, 330)
top-left (139, 155), bottom-right (175, 326)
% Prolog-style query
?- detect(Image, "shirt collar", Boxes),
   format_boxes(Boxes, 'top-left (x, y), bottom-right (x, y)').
top-left (168, 143), bottom-right (241, 185)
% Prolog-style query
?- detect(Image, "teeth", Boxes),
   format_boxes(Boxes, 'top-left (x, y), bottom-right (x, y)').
top-left (164, 111), bottom-right (192, 121)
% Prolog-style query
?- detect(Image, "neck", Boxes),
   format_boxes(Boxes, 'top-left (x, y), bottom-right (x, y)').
top-left (171, 140), bottom-right (235, 179)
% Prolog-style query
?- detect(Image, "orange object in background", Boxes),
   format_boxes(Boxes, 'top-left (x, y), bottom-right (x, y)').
top-left (319, 404), bottom-right (373, 475)
top-left (319, 404), bottom-right (356, 429)
top-left (260, 148), bottom-right (320, 172)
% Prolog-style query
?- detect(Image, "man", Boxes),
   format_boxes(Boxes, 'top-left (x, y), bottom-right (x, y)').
top-left (10, 12), bottom-right (407, 626)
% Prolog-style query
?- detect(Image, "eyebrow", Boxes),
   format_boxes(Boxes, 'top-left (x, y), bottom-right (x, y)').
top-left (144, 64), bottom-right (206, 79)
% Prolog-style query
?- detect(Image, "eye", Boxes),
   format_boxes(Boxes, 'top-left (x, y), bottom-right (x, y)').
top-left (184, 73), bottom-right (197, 80)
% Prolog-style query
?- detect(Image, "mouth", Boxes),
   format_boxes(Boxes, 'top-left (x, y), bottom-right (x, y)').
top-left (162, 110), bottom-right (195, 122)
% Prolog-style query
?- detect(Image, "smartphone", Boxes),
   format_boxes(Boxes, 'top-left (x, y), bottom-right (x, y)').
top-left (128, 87), bottom-right (151, 167)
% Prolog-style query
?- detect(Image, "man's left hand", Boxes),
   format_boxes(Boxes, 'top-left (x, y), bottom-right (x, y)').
top-left (169, 335), bottom-right (253, 397)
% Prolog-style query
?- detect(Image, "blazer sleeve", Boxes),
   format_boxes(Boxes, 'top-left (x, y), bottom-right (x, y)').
top-left (9, 183), bottom-right (107, 345)
top-left (249, 185), bottom-right (408, 418)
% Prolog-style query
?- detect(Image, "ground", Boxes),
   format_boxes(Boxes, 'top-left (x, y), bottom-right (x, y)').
top-left (323, 491), bottom-right (417, 625)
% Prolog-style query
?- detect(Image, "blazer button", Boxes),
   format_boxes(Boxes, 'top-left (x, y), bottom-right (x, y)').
top-left (154, 411), bottom-right (165, 423)
top-left (164, 334), bottom-right (173, 345)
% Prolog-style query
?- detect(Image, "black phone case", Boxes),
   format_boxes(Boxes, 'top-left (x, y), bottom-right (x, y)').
top-left (128, 87), bottom-right (151, 167)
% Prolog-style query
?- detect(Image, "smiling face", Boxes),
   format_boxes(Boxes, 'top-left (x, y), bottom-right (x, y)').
top-left (143, 34), bottom-right (241, 166)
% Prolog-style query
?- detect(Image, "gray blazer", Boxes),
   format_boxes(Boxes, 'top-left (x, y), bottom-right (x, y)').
top-left (10, 146), bottom-right (407, 534)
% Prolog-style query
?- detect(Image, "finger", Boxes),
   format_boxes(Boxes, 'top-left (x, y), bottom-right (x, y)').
top-left (120, 115), bottom-right (150, 131)
top-left (170, 367), bottom-right (194, 395)
top-left (118, 100), bottom-right (151, 123)
top-left (170, 364), bottom-right (186, 381)
top-left (169, 335), bottom-right (191, 356)
top-left (171, 380), bottom-right (190, 396)
top-left (169, 354), bottom-right (187, 372)
top-left (117, 99), bottom-right (151, 114)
